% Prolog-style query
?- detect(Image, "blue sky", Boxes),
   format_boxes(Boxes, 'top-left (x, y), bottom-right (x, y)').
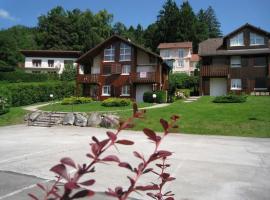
top-left (0, 0), bottom-right (270, 35)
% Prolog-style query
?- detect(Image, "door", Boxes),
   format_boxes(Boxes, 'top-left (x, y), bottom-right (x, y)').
top-left (210, 78), bottom-right (227, 96)
top-left (136, 84), bottom-right (152, 102)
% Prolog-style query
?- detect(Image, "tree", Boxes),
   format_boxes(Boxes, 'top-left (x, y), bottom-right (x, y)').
top-left (60, 63), bottom-right (76, 81)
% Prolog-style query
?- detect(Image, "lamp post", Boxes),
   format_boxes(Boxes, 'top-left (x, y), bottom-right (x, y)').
top-left (49, 94), bottom-right (54, 113)
top-left (152, 93), bottom-right (157, 104)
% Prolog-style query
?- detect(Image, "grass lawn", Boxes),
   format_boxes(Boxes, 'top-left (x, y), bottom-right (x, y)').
top-left (0, 107), bottom-right (28, 127)
top-left (39, 101), bottom-right (152, 112)
top-left (118, 96), bottom-right (270, 138)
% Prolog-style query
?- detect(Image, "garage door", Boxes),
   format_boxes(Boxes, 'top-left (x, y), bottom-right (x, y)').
top-left (210, 78), bottom-right (227, 96)
top-left (136, 84), bottom-right (152, 102)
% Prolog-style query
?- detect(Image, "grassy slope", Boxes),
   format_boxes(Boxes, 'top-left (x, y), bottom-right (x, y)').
top-left (119, 96), bottom-right (270, 137)
top-left (0, 107), bottom-right (27, 126)
top-left (40, 102), bottom-right (152, 112)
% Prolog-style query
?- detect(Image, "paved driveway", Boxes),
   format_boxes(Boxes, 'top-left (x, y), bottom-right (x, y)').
top-left (0, 125), bottom-right (270, 200)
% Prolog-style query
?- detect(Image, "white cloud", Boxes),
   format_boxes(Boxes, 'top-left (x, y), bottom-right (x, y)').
top-left (0, 9), bottom-right (16, 21)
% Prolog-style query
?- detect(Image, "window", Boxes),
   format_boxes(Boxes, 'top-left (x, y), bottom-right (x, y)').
top-left (48, 71), bottom-right (56, 74)
top-left (255, 78), bottom-right (267, 89)
top-left (104, 45), bottom-right (115, 62)
top-left (102, 85), bottom-right (111, 96)
top-left (122, 65), bottom-right (131, 74)
top-left (230, 33), bottom-right (244, 46)
top-left (121, 85), bottom-right (130, 96)
top-left (32, 60), bottom-right (41, 67)
top-left (48, 60), bottom-right (54, 67)
top-left (120, 43), bottom-right (131, 61)
top-left (254, 56), bottom-right (267, 67)
top-left (178, 59), bottom-right (184, 67)
top-left (250, 33), bottom-right (264, 45)
top-left (103, 66), bottom-right (111, 75)
top-left (162, 50), bottom-right (170, 57)
top-left (230, 56), bottom-right (241, 68)
top-left (178, 49), bottom-right (184, 58)
top-left (231, 79), bottom-right (242, 90)
top-left (32, 71), bottom-right (41, 74)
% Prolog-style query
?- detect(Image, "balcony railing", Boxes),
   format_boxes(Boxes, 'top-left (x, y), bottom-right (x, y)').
top-left (131, 72), bottom-right (157, 83)
top-left (77, 74), bottom-right (99, 84)
top-left (200, 65), bottom-right (229, 77)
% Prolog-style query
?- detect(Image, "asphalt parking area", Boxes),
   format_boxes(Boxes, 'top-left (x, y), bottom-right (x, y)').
top-left (0, 125), bottom-right (270, 200)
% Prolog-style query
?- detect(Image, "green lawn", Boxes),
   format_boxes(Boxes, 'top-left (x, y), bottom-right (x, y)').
top-left (118, 96), bottom-right (270, 138)
top-left (39, 101), bottom-right (152, 112)
top-left (0, 107), bottom-right (27, 127)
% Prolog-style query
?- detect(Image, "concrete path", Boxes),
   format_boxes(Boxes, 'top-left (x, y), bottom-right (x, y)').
top-left (0, 125), bottom-right (270, 200)
top-left (183, 96), bottom-right (201, 103)
top-left (23, 102), bottom-right (52, 112)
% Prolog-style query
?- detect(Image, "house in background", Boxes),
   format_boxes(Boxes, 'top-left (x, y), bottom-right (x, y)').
top-left (199, 23), bottom-right (270, 96)
top-left (158, 42), bottom-right (199, 75)
top-left (21, 50), bottom-right (81, 74)
top-left (76, 35), bottom-right (169, 102)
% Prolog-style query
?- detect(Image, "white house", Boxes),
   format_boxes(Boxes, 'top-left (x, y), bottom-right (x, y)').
top-left (21, 50), bottom-right (81, 74)
top-left (158, 42), bottom-right (199, 75)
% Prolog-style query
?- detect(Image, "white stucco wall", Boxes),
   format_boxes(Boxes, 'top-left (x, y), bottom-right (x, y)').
top-left (24, 57), bottom-right (77, 74)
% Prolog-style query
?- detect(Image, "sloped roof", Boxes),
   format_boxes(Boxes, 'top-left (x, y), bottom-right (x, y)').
top-left (20, 50), bottom-right (81, 58)
top-left (198, 38), bottom-right (223, 56)
top-left (157, 42), bottom-right (192, 49)
top-left (191, 54), bottom-right (200, 62)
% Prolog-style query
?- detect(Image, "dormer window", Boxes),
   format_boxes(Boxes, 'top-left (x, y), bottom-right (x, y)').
top-left (120, 43), bottom-right (131, 61)
top-left (250, 33), bottom-right (264, 45)
top-left (230, 33), bottom-right (244, 47)
top-left (104, 45), bottom-right (115, 62)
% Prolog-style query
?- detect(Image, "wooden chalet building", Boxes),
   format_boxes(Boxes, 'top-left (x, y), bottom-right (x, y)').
top-left (76, 35), bottom-right (169, 102)
top-left (199, 23), bottom-right (270, 96)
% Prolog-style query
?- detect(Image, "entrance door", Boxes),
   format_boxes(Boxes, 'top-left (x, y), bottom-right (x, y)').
top-left (210, 78), bottom-right (227, 96)
top-left (136, 84), bottom-right (152, 102)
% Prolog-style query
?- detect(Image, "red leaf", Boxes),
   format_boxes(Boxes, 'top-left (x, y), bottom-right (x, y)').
top-left (160, 119), bottom-right (169, 132)
top-left (143, 128), bottom-right (157, 142)
top-left (65, 181), bottom-right (79, 190)
top-left (133, 151), bottom-right (144, 161)
top-left (28, 193), bottom-right (39, 200)
top-left (60, 157), bottom-right (76, 169)
top-left (80, 179), bottom-right (95, 186)
top-left (165, 197), bottom-right (175, 200)
top-left (99, 139), bottom-right (110, 149)
top-left (135, 184), bottom-right (159, 191)
top-left (107, 131), bottom-right (117, 142)
top-left (71, 189), bottom-right (94, 199)
top-left (102, 155), bottom-right (120, 163)
top-left (91, 143), bottom-right (99, 156)
top-left (127, 176), bottom-right (135, 186)
top-left (36, 183), bottom-right (45, 191)
top-left (116, 140), bottom-right (134, 145)
top-left (119, 162), bottom-right (133, 171)
top-left (143, 168), bottom-right (153, 174)
top-left (50, 164), bottom-right (69, 180)
top-left (157, 150), bottom-right (172, 158)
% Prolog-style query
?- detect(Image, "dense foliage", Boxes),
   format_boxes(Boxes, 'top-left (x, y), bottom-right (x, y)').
top-left (0, 82), bottom-right (75, 106)
top-left (101, 98), bottom-right (131, 107)
top-left (143, 91), bottom-right (167, 103)
top-left (0, 1), bottom-right (221, 66)
top-left (0, 89), bottom-right (11, 115)
top-left (61, 96), bottom-right (93, 105)
top-left (60, 64), bottom-right (77, 81)
top-left (213, 94), bottom-right (247, 103)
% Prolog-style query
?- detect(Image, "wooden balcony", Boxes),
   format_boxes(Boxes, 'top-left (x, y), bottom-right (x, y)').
top-left (131, 72), bottom-right (157, 83)
top-left (200, 65), bottom-right (229, 77)
top-left (77, 74), bottom-right (99, 84)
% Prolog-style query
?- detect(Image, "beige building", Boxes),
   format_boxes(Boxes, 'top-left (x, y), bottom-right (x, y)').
top-left (158, 42), bottom-right (199, 75)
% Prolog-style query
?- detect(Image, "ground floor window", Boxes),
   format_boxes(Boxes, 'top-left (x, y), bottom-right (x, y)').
top-left (231, 79), bottom-right (242, 90)
top-left (122, 65), bottom-right (131, 75)
top-left (102, 85), bottom-right (111, 96)
top-left (121, 85), bottom-right (130, 96)
top-left (32, 71), bottom-right (41, 74)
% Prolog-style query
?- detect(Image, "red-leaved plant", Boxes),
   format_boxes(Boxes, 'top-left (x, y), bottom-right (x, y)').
top-left (29, 103), bottom-right (179, 200)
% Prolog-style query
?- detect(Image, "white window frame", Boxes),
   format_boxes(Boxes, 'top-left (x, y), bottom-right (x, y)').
top-left (178, 59), bottom-right (184, 67)
top-left (102, 85), bottom-right (111, 96)
top-left (178, 49), bottom-right (184, 58)
top-left (250, 33), bottom-right (264, 46)
top-left (231, 79), bottom-right (242, 90)
top-left (121, 85), bottom-right (130, 96)
top-left (104, 45), bottom-right (115, 62)
top-left (230, 33), bottom-right (244, 47)
top-left (32, 59), bottom-right (41, 67)
top-left (162, 50), bottom-right (170, 58)
top-left (121, 65), bottom-right (131, 75)
top-left (120, 43), bottom-right (131, 61)
top-left (230, 56), bottom-right (241, 68)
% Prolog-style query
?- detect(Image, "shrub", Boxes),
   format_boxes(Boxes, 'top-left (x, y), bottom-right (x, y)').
top-left (175, 89), bottom-right (190, 99)
top-left (0, 88), bottom-right (11, 115)
top-left (143, 91), bottom-right (167, 103)
top-left (101, 98), bottom-right (131, 107)
top-left (61, 96), bottom-right (93, 105)
top-left (0, 81), bottom-right (75, 106)
top-left (213, 94), bottom-right (247, 103)
top-left (60, 64), bottom-right (76, 81)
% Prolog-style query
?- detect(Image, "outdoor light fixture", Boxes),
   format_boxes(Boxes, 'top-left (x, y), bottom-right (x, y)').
top-left (50, 94), bottom-right (54, 98)
top-left (152, 93), bottom-right (157, 104)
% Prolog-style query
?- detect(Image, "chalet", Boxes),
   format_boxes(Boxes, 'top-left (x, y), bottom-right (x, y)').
top-left (21, 50), bottom-right (81, 74)
top-left (76, 35), bottom-right (169, 102)
top-left (158, 42), bottom-right (199, 75)
top-left (199, 23), bottom-right (270, 96)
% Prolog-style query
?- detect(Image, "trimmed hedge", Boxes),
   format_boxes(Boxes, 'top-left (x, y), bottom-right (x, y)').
top-left (213, 94), bottom-right (247, 103)
top-left (101, 98), bottom-right (131, 107)
top-left (143, 91), bottom-right (167, 103)
top-left (0, 81), bottom-right (75, 106)
top-left (61, 96), bottom-right (93, 105)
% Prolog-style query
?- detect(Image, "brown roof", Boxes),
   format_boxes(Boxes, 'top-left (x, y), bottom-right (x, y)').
top-left (198, 38), bottom-right (223, 56)
top-left (20, 50), bottom-right (81, 58)
top-left (191, 54), bottom-right (200, 62)
top-left (157, 42), bottom-right (192, 49)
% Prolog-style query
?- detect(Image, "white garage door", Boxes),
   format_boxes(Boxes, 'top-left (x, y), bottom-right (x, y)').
top-left (210, 78), bottom-right (227, 96)
top-left (136, 84), bottom-right (152, 102)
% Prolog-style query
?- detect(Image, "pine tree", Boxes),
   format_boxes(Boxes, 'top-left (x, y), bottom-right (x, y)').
top-left (203, 6), bottom-right (222, 38)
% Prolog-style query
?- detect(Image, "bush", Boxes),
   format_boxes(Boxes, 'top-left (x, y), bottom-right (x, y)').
top-left (143, 91), bottom-right (167, 103)
top-left (60, 64), bottom-right (76, 81)
top-left (175, 89), bottom-right (190, 99)
top-left (101, 98), bottom-right (131, 107)
top-left (0, 88), bottom-right (11, 115)
top-left (61, 96), bottom-right (93, 105)
top-left (213, 94), bottom-right (247, 103)
top-left (0, 81), bottom-right (75, 106)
